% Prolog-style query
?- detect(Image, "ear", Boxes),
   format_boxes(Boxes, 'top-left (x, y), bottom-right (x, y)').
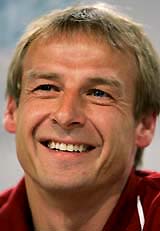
top-left (3, 96), bottom-right (17, 133)
top-left (135, 113), bottom-right (157, 148)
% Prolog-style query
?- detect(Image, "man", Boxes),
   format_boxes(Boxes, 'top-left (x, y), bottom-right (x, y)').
top-left (1, 3), bottom-right (160, 231)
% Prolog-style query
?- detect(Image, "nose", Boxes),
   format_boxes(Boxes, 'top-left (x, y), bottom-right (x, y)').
top-left (51, 92), bottom-right (86, 130)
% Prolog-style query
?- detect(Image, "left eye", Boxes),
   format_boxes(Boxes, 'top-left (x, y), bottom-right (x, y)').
top-left (87, 89), bottom-right (111, 98)
top-left (33, 84), bottom-right (60, 92)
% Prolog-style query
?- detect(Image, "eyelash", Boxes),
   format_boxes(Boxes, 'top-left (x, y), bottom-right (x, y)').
top-left (33, 84), bottom-right (60, 92)
top-left (86, 88), bottom-right (113, 98)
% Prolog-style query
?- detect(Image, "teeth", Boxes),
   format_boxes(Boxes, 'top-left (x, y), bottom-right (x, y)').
top-left (79, 144), bottom-right (84, 152)
top-left (47, 141), bottom-right (87, 152)
top-left (49, 141), bottom-right (55, 149)
top-left (56, 142), bottom-right (59, 150)
top-left (60, 143), bottom-right (67, 151)
top-left (67, 144), bottom-right (74, 152)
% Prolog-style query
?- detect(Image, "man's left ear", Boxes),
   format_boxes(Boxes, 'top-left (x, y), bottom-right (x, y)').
top-left (135, 113), bottom-right (157, 148)
top-left (3, 96), bottom-right (18, 133)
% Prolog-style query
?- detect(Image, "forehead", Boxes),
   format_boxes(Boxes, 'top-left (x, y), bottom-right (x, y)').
top-left (24, 32), bottom-right (138, 72)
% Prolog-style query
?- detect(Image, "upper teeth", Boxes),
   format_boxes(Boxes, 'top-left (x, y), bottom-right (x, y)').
top-left (48, 141), bottom-right (87, 152)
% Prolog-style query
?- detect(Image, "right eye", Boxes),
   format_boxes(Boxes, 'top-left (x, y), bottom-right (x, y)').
top-left (33, 84), bottom-right (60, 92)
top-left (31, 83), bottom-right (61, 99)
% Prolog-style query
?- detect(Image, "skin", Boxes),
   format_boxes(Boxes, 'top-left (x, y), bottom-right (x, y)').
top-left (4, 33), bottom-right (156, 231)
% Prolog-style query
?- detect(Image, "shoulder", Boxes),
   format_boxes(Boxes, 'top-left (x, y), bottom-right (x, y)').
top-left (136, 171), bottom-right (160, 230)
top-left (0, 178), bottom-right (25, 211)
top-left (0, 187), bottom-right (14, 209)
top-left (136, 170), bottom-right (160, 202)
top-left (0, 179), bottom-right (34, 230)
top-left (136, 170), bottom-right (160, 191)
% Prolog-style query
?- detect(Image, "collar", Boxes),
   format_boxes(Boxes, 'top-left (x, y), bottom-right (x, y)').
top-left (0, 178), bottom-right (34, 231)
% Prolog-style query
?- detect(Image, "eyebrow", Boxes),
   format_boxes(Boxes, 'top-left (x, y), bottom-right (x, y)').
top-left (25, 69), bottom-right (60, 81)
top-left (85, 76), bottom-right (124, 97)
top-left (85, 77), bottom-right (123, 89)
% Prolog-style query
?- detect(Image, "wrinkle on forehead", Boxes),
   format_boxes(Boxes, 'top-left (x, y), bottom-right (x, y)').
top-left (26, 31), bottom-right (137, 66)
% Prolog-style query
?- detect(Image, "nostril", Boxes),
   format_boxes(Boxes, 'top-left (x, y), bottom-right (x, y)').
top-left (72, 121), bottom-right (81, 125)
top-left (50, 99), bottom-right (86, 128)
top-left (50, 115), bottom-right (86, 130)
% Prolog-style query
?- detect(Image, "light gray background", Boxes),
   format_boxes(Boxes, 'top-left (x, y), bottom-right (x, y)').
top-left (0, 0), bottom-right (160, 191)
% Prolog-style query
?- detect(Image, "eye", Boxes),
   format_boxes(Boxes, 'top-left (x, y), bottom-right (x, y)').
top-left (33, 84), bottom-right (60, 92)
top-left (87, 88), bottom-right (112, 98)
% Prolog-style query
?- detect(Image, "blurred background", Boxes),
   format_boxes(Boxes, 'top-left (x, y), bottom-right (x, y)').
top-left (0, 0), bottom-right (160, 191)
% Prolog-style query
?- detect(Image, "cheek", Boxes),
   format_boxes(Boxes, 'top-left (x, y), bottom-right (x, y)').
top-left (93, 107), bottom-right (136, 156)
top-left (88, 107), bottom-right (124, 138)
top-left (17, 99), bottom-right (51, 130)
top-left (96, 119), bottom-right (136, 181)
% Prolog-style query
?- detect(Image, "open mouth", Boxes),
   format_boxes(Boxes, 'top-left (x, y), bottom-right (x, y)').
top-left (41, 140), bottom-right (95, 153)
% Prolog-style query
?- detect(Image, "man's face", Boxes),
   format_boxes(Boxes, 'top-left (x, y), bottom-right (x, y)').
top-left (5, 34), bottom-right (154, 192)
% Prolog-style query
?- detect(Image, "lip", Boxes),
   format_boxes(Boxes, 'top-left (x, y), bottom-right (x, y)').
top-left (37, 136), bottom-right (97, 156)
top-left (38, 141), bottom-right (97, 159)
top-left (41, 141), bottom-right (94, 152)
top-left (38, 137), bottom-right (95, 146)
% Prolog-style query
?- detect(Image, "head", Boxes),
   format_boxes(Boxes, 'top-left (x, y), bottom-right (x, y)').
top-left (4, 3), bottom-right (160, 192)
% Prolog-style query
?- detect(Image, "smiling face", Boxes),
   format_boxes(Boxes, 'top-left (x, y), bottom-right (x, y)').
top-left (4, 33), bottom-right (155, 193)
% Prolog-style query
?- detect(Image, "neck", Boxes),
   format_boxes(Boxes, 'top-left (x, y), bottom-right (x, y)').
top-left (25, 176), bottom-right (126, 231)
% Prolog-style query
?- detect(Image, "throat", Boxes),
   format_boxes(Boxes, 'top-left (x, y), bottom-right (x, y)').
top-left (25, 176), bottom-right (120, 231)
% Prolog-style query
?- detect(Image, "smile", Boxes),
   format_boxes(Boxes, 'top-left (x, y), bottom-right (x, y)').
top-left (41, 141), bottom-right (95, 153)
